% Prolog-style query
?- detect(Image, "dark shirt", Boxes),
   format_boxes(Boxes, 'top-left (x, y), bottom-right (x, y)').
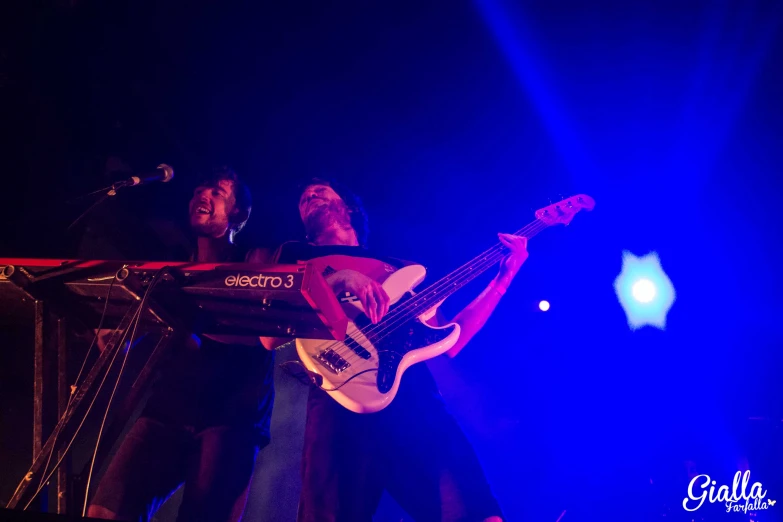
top-left (274, 241), bottom-right (442, 404)
top-left (141, 245), bottom-right (276, 446)
top-left (75, 211), bottom-right (275, 445)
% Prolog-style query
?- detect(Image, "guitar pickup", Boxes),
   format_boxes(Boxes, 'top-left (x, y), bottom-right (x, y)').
top-left (315, 348), bottom-right (351, 374)
top-left (344, 336), bottom-right (371, 359)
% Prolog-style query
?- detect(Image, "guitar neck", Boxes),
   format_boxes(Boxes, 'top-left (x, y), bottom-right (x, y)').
top-left (406, 218), bottom-right (550, 317)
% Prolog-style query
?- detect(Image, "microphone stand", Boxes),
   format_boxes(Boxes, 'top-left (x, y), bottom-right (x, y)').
top-left (65, 180), bottom-right (136, 233)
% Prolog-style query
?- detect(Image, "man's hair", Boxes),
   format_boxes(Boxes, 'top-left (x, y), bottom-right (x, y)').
top-left (198, 166), bottom-right (252, 235)
top-left (299, 177), bottom-right (369, 247)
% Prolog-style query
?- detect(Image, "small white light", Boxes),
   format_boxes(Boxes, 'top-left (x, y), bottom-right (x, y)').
top-left (539, 300), bottom-right (550, 312)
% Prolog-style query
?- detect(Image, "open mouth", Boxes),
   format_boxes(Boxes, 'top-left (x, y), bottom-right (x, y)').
top-left (194, 203), bottom-right (212, 215)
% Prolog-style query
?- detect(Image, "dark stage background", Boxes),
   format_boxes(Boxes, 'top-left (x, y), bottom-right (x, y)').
top-left (2, 1), bottom-right (783, 521)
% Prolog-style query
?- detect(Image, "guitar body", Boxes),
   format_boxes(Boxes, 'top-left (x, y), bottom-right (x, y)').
top-left (295, 262), bottom-right (460, 414)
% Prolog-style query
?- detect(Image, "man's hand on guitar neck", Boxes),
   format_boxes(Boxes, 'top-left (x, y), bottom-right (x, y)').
top-left (496, 233), bottom-right (529, 289)
top-left (326, 269), bottom-right (390, 324)
top-left (442, 232), bottom-right (528, 358)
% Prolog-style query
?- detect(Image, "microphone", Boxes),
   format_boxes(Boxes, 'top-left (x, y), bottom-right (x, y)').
top-left (119, 164), bottom-right (175, 187)
top-left (67, 163), bottom-right (175, 232)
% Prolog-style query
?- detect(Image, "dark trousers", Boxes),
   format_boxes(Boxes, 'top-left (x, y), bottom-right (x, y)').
top-left (90, 417), bottom-right (259, 522)
top-left (297, 388), bottom-right (503, 522)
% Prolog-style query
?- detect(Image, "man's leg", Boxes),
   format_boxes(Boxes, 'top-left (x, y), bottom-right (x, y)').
top-left (297, 388), bottom-right (385, 522)
top-left (88, 417), bottom-right (189, 521)
top-left (175, 425), bottom-right (259, 522)
top-left (381, 401), bottom-right (505, 522)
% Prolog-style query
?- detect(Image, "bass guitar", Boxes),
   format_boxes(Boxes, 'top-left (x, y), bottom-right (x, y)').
top-left (291, 194), bottom-right (595, 413)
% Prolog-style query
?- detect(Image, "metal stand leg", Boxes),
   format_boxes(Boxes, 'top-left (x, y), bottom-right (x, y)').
top-left (6, 301), bottom-right (142, 509)
top-left (56, 317), bottom-right (69, 514)
top-left (33, 300), bottom-right (44, 462)
top-left (32, 300), bottom-right (48, 512)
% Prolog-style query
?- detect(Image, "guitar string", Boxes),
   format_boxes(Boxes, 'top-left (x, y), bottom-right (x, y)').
top-left (373, 220), bottom-right (544, 327)
top-left (287, 220), bottom-right (549, 398)
top-left (334, 221), bottom-right (548, 368)
top-left (364, 221), bottom-right (548, 342)
top-left (329, 221), bottom-right (547, 367)
top-left (277, 239), bottom-right (517, 390)
top-left (312, 227), bottom-right (524, 367)
top-left (320, 219), bottom-right (548, 367)
top-left (323, 220), bottom-right (547, 367)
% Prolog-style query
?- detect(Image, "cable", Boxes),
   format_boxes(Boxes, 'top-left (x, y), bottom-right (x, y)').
top-left (82, 267), bottom-right (170, 515)
top-left (24, 274), bottom-right (120, 506)
top-left (66, 193), bottom-right (112, 233)
top-left (22, 303), bottom-right (141, 510)
top-left (318, 368), bottom-right (378, 391)
top-left (70, 275), bottom-right (118, 407)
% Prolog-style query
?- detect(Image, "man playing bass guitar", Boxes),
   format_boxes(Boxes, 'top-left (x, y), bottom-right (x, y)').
top-left (262, 178), bottom-right (528, 522)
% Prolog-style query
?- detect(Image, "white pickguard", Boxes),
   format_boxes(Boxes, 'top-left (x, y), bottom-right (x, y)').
top-left (295, 264), bottom-right (460, 413)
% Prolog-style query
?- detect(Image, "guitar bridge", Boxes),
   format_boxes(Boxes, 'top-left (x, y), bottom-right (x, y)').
top-left (315, 348), bottom-right (351, 374)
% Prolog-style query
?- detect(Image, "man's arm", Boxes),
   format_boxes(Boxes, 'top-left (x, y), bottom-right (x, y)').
top-left (260, 266), bottom-right (391, 349)
top-left (437, 233), bottom-right (528, 358)
top-left (260, 336), bottom-right (289, 350)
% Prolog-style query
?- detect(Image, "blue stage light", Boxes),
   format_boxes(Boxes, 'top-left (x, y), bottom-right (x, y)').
top-left (613, 251), bottom-right (675, 330)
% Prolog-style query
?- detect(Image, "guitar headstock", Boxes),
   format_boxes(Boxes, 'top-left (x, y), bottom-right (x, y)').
top-left (535, 194), bottom-right (595, 226)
